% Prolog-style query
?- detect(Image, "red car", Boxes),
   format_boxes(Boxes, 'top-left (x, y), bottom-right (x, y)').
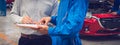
top-left (80, 13), bottom-right (120, 36)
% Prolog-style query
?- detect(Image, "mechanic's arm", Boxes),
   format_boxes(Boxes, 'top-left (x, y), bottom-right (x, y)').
top-left (48, 0), bottom-right (88, 36)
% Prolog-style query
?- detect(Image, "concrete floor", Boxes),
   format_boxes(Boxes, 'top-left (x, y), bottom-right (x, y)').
top-left (0, 16), bottom-right (20, 45)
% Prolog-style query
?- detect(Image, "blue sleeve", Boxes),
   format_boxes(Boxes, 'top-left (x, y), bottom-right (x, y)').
top-left (112, 0), bottom-right (120, 12)
top-left (50, 16), bottom-right (57, 25)
top-left (48, 0), bottom-right (88, 36)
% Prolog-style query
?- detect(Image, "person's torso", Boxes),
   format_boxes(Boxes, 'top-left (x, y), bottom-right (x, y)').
top-left (19, 0), bottom-right (56, 35)
top-left (20, 0), bottom-right (54, 21)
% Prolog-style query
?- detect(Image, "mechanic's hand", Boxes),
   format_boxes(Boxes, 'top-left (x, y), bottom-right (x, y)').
top-left (111, 12), bottom-right (117, 15)
top-left (38, 25), bottom-right (48, 34)
top-left (39, 17), bottom-right (51, 25)
top-left (21, 16), bottom-right (33, 24)
top-left (31, 25), bottom-right (48, 35)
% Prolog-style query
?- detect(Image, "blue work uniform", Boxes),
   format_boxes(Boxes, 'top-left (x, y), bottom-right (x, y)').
top-left (112, 0), bottom-right (120, 15)
top-left (0, 0), bottom-right (6, 16)
top-left (48, 0), bottom-right (89, 45)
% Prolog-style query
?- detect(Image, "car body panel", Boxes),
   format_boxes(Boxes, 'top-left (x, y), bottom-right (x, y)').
top-left (80, 13), bottom-right (120, 36)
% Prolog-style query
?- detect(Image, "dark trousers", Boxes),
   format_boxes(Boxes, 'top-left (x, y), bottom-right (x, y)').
top-left (19, 35), bottom-right (52, 45)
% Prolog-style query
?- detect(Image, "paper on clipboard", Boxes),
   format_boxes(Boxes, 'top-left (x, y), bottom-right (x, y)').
top-left (16, 24), bottom-right (39, 28)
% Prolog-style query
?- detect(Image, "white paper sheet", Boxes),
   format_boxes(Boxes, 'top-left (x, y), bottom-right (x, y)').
top-left (16, 24), bottom-right (39, 28)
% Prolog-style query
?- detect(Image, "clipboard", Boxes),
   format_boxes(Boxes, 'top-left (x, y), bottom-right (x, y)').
top-left (16, 24), bottom-right (40, 28)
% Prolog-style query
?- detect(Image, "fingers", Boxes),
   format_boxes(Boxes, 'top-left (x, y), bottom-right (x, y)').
top-left (44, 21), bottom-right (49, 25)
top-left (37, 25), bottom-right (48, 30)
top-left (22, 16), bottom-right (33, 24)
top-left (36, 25), bottom-right (48, 35)
top-left (37, 25), bottom-right (43, 29)
top-left (39, 17), bottom-right (51, 25)
top-left (39, 18), bottom-right (46, 25)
